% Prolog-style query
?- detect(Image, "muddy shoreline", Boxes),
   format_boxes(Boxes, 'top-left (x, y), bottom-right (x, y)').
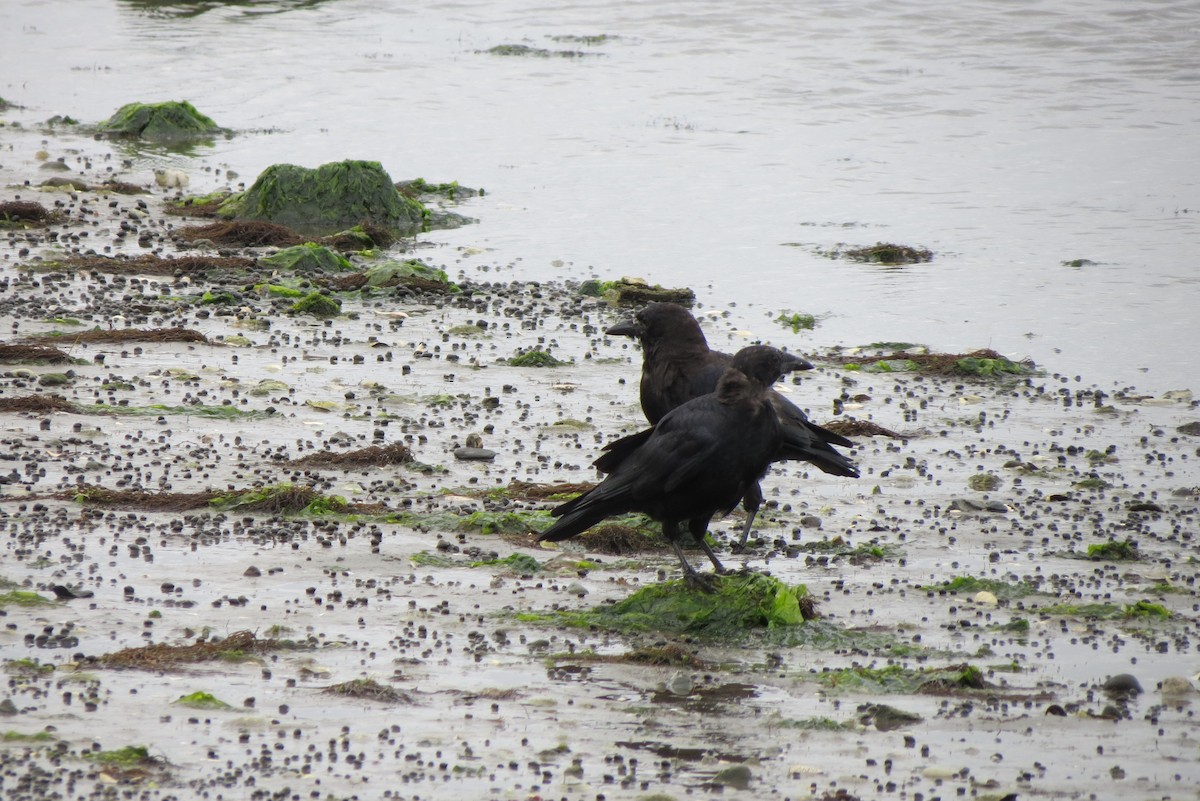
top-left (2, 128), bottom-right (1199, 801)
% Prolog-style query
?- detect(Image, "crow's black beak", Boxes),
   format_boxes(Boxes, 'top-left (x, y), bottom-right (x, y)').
top-left (781, 352), bottom-right (815, 373)
top-left (606, 318), bottom-right (643, 338)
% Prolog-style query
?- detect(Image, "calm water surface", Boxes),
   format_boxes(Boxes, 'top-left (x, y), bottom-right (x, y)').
top-left (2, 0), bottom-right (1197, 393)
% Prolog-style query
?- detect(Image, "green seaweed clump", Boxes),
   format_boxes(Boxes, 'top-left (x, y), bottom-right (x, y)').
top-left (953, 355), bottom-right (1027, 377)
top-left (842, 242), bottom-right (933, 264)
top-left (508, 349), bottom-right (568, 368)
top-left (922, 575), bottom-right (1035, 599)
top-left (1087, 540), bottom-right (1139, 561)
top-left (777, 312), bottom-right (816, 332)
top-left (0, 591), bottom-right (53, 608)
top-left (396, 178), bottom-right (481, 201)
top-left (289, 291), bottom-right (342, 318)
top-left (471, 553), bottom-right (543, 573)
top-left (967, 473), bottom-right (1002, 491)
top-left (259, 243), bottom-right (353, 273)
top-left (175, 691), bottom-right (233, 710)
top-left (219, 160), bottom-right (426, 236)
top-left (98, 100), bottom-right (223, 140)
top-left (461, 510), bottom-right (554, 536)
top-left (559, 573), bottom-right (814, 637)
top-left (1124, 600), bottom-right (1170, 619)
top-left (2, 730), bottom-right (55, 742)
top-left (363, 259), bottom-right (454, 289)
top-left (84, 745), bottom-right (161, 767)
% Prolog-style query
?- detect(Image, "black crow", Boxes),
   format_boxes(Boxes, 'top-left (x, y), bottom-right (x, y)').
top-left (607, 302), bottom-right (858, 546)
top-left (538, 345), bottom-right (802, 588)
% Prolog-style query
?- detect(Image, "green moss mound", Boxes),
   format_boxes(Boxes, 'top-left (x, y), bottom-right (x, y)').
top-left (175, 691), bottom-right (233, 710)
top-left (98, 100), bottom-right (222, 140)
top-left (220, 160), bottom-right (425, 236)
top-left (289, 291), bottom-right (342, 318)
top-left (561, 574), bottom-right (814, 637)
top-left (508, 349), bottom-right (568, 367)
top-left (364, 259), bottom-right (453, 288)
top-left (258, 243), bottom-right (352, 273)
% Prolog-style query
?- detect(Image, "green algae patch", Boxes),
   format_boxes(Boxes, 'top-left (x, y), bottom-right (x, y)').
top-left (967, 473), bottom-right (1003, 491)
top-left (289, 291), bottom-right (342, 318)
top-left (322, 678), bottom-right (414, 704)
top-left (470, 553), bottom-right (544, 573)
top-left (168, 190), bottom-right (232, 214)
top-left (777, 312), bottom-right (817, 332)
top-left (98, 100), bottom-right (223, 141)
top-left (2, 730), bottom-right (55, 743)
top-left (922, 576), bottom-right (1036, 600)
top-left (175, 692), bottom-right (233, 710)
top-left (507, 349), bottom-right (569, 368)
top-left (254, 283), bottom-right (305, 299)
top-left (363, 259), bottom-right (455, 289)
top-left (98, 630), bottom-right (305, 671)
top-left (1124, 600), bottom-right (1171, 619)
top-left (259, 243), bottom-right (353, 273)
top-left (1039, 601), bottom-right (1171, 621)
top-left (3, 658), bottom-right (54, 676)
top-left (1086, 540), bottom-right (1139, 561)
top-left (795, 536), bottom-right (902, 564)
top-left (0, 591), bottom-right (53, 608)
top-left (838, 348), bottom-right (1030, 379)
top-left (84, 745), bottom-right (162, 767)
top-left (774, 717), bottom-right (856, 732)
top-left (102, 403), bottom-right (263, 420)
top-left (551, 643), bottom-right (707, 669)
top-left (396, 178), bottom-right (481, 202)
top-left (219, 160), bottom-right (425, 236)
top-left (529, 574), bottom-right (816, 638)
top-left (211, 484), bottom-right (351, 516)
top-left (837, 242), bottom-right (933, 264)
top-left (485, 44), bottom-right (590, 58)
top-left (388, 508), bottom-right (553, 536)
top-left (201, 290), bottom-right (241, 305)
top-left (820, 663), bottom-right (989, 694)
top-left (953, 354), bottom-right (1028, 377)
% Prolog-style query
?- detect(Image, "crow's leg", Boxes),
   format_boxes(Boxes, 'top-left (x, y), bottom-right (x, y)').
top-left (735, 482), bottom-right (764, 549)
top-left (666, 521), bottom-right (720, 592)
top-left (687, 517), bottom-right (726, 574)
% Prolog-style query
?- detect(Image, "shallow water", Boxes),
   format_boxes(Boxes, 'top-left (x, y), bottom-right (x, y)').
top-left (2, 0), bottom-right (1198, 391)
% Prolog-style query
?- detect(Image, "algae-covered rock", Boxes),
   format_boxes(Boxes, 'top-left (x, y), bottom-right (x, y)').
top-left (363, 260), bottom-right (452, 288)
top-left (579, 277), bottom-right (695, 306)
top-left (220, 160), bottom-right (425, 236)
top-left (289, 291), bottom-right (341, 318)
top-left (258, 243), bottom-right (352, 274)
top-left (574, 573), bottom-right (814, 637)
top-left (98, 100), bottom-right (224, 140)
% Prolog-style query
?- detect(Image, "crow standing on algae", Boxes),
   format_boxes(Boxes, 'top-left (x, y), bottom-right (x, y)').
top-left (538, 345), bottom-right (805, 588)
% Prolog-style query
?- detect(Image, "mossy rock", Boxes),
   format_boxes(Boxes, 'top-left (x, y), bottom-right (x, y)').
top-left (219, 160), bottom-right (426, 236)
top-left (98, 100), bottom-right (223, 140)
top-left (258, 243), bottom-right (353, 274)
